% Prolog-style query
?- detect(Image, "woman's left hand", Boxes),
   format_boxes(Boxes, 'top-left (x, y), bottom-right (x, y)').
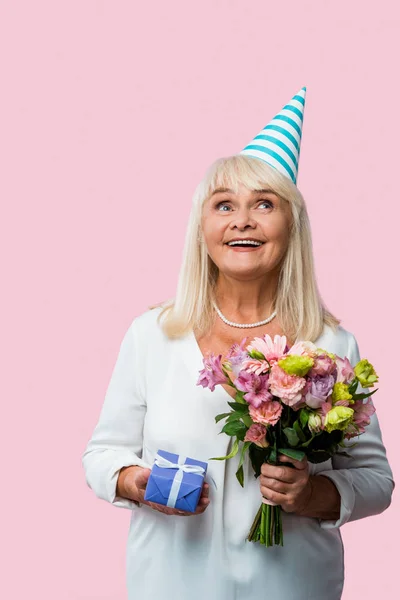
top-left (260, 454), bottom-right (313, 514)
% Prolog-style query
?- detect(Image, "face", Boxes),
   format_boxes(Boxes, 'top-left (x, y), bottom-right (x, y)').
top-left (201, 182), bottom-right (292, 281)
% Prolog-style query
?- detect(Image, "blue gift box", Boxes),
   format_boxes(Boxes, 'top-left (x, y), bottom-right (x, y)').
top-left (144, 449), bottom-right (208, 513)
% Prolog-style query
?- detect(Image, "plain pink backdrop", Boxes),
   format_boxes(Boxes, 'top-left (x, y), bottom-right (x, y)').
top-left (1, 1), bottom-right (398, 598)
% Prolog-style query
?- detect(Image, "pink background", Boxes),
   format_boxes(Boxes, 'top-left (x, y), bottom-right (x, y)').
top-left (1, 1), bottom-right (398, 598)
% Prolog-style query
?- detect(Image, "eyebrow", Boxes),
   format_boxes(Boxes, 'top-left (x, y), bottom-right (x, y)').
top-left (210, 187), bottom-right (277, 197)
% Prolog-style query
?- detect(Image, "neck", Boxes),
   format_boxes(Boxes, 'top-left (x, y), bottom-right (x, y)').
top-left (214, 271), bottom-right (279, 321)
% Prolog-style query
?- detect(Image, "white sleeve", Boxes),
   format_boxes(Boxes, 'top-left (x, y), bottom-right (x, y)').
top-left (317, 332), bottom-right (394, 529)
top-left (82, 318), bottom-right (151, 509)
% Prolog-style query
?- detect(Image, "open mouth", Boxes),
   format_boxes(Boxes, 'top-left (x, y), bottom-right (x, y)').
top-left (225, 239), bottom-right (264, 247)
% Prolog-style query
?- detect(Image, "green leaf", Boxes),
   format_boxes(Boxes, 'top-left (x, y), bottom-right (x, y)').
top-left (226, 412), bottom-right (243, 423)
top-left (352, 388), bottom-right (378, 400)
top-left (278, 447), bottom-right (306, 462)
top-left (293, 420), bottom-right (307, 442)
top-left (237, 440), bottom-right (251, 486)
top-left (236, 465), bottom-right (244, 486)
top-left (283, 427), bottom-right (300, 447)
top-left (215, 412), bottom-right (231, 423)
top-left (235, 391), bottom-right (247, 404)
top-left (210, 437), bottom-right (239, 461)
top-left (222, 420), bottom-right (247, 438)
top-left (227, 402), bottom-right (249, 413)
top-left (242, 414), bottom-right (253, 428)
top-left (300, 432), bottom-right (319, 448)
top-left (348, 378), bottom-right (359, 395)
top-left (299, 408), bottom-right (310, 428)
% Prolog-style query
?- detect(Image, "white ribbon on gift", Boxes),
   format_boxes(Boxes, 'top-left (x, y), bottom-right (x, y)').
top-left (154, 454), bottom-right (206, 508)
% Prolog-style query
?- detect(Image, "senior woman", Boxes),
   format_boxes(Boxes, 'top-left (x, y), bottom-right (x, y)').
top-left (82, 87), bottom-right (394, 600)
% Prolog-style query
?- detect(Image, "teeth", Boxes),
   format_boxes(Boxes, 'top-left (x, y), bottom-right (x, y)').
top-left (227, 240), bottom-right (263, 246)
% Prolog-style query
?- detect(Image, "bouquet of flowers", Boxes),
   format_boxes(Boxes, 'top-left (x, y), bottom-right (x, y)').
top-left (197, 334), bottom-right (378, 547)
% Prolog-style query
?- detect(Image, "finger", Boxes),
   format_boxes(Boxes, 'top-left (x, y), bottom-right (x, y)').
top-left (260, 476), bottom-right (290, 495)
top-left (261, 464), bottom-right (297, 483)
top-left (135, 468), bottom-right (152, 490)
top-left (201, 483), bottom-right (210, 498)
top-left (260, 486), bottom-right (286, 506)
top-left (278, 454), bottom-right (308, 470)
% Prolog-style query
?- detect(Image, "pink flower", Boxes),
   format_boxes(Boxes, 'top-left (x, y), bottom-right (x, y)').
top-left (268, 363), bottom-right (306, 407)
top-left (247, 334), bottom-right (287, 365)
top-left (197, 353), bottom-right (228, 392)
top-left (287, 340), bottom-right (317, 357)
top-left (353, 397), bottom-right (376, 432)
top-left (234, 370), bottom-right (272, 408)
top-left (226, 338), bottom-right (249, 378)
top-left (241, 357), bottom-right (270, 375)
top-left (244, 423), bottom-right (269, 447)
top-left (336, 356), bottom-right (355, 385)
top-left (249, 400), bottom-right (283, 426)
top-left (310, 354), bottom-right (336, 377)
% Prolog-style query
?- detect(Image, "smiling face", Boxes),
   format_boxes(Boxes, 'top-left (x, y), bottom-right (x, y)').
top-left (201, 182), bottom-right (292, 281)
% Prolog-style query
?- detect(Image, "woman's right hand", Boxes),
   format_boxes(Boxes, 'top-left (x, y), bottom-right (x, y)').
top-left (117, 466), bottom-right (210, 516)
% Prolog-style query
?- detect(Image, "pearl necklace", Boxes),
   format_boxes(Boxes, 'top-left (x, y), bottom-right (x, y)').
top-left (212, 302), bottom-right (277, 329)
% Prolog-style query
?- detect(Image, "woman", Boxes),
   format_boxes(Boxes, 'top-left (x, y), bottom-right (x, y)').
top-left (82, 88), bottom-right (394, 600)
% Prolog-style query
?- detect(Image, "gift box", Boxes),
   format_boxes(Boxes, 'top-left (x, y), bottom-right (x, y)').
top-left (144, 449), bottom-right (208, 513)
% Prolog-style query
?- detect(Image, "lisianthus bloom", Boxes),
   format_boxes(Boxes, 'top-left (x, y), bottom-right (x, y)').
top-left (268, 363), bottom-right (306, 408)
top-left (305, 373), bottom-right (335, 409)
top-left (244, 423), bottom-right (269, 447)
top-left (249, 400), bottom-right (283, 426)
top-left (308, 412), bottom-right (323, 434)
top-left (310, 353), bottom-right (336, 377)
top-left (278, 354), bottom-right (314, 377)
top-left (336, 356), bottom-right (355, 384)
top-left (354, 359), bottom-right (379, 388)
top-left (197, 353), bottom-right (228, 391)
top-left (331, 382), bottom-right (353, 405)
top-left (247, 334), bottom-right (287, 365)
top-left (234, 371), bottom-right (272, 408)
top-left (306, 400), bottom-right (333, 434)
top-left (324, 405), bottom-right (354, 433)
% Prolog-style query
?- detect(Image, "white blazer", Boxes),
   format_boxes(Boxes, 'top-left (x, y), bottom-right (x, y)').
top-left (82, 306), bottom-right (394, 600)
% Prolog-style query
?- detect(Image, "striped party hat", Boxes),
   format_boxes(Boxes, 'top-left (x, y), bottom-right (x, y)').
top-left (239, 86), bottom-right (306, 184)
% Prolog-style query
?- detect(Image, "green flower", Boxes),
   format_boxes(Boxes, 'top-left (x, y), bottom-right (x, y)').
top-left (331, 382), bottom-right (353, 404)
top-left (324, 406), bottom-right (354, 433)
top-left (278, 355), bottom-right (314, 377)
top-left (354, 359), bottom-right (379, 388)
top-left (316, 348), bottom-right (336, 361)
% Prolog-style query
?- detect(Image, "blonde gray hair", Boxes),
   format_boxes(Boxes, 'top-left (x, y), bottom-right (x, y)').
top-left (151, 154), bottom-right (339, 342)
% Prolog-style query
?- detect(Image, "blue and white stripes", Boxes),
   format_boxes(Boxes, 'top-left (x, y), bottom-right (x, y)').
top-left (239, 86), bottom-right (306, 184)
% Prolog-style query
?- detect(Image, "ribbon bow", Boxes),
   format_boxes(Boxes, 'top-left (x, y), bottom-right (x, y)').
top-left (154, 453), bottom-right (205, 508)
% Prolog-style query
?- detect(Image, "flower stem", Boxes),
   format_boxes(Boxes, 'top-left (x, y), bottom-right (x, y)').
top-left (247, 504), bottom-right (262, 542)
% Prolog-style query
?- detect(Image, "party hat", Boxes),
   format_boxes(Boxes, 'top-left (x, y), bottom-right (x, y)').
top-left (239, 86), bottom-right (306, 184)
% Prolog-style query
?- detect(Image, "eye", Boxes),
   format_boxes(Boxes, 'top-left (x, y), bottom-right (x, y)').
top-left (216, 202), bottom-right (232, 211)
top-left (258, 199), bottom-right (273, 209)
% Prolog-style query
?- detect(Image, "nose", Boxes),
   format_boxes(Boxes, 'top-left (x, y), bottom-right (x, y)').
top-left (229, 207), bottom-right (256, 230)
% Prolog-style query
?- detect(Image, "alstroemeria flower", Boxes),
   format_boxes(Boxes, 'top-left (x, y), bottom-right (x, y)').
top-left (234, 370), bottom-right (272, 408)
top-left (336, 356), bottom-right (355, 384)
top-left (225, 338), bottom-right (249, 378)
top-left (197, 353), bottom-right (228, 391)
